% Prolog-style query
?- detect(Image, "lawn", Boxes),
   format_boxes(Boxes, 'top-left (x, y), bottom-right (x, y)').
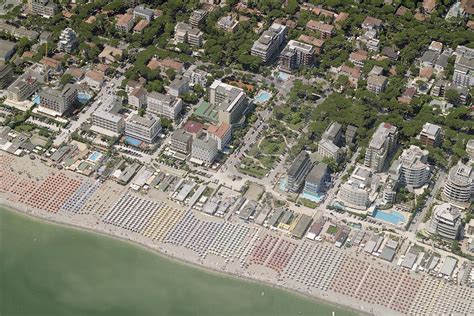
top-left (299, 198), bottom-right (318, 209)
top-left (260, 135), bottom-right (286, 155)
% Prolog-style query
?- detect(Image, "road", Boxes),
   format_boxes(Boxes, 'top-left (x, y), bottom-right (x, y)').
top-left (408, 169), bottom-right (446, 233)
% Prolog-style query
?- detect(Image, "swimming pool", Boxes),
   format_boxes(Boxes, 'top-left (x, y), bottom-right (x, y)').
top-left (372, 209), bottom-right (406, 225)
top-left (33, 95), bottom-right (40, 105)
top-left (279, 178), bottom-right (287, 191)
top-left (78, 93), bottom-right (92, 104)
top-left (254, 91), bottom-right (272, 104)
top-left (125, 136), bottom-right (142, 147)
top-left (88, 151), bottom-right (103, 162)
top-left (301, 191), bottom-right (324, 203)
top-left (278, 71), bottom-right (290, 81)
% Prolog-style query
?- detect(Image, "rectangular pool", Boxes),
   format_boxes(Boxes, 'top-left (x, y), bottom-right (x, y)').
top-left (372, 209), bottom-right (406, 225)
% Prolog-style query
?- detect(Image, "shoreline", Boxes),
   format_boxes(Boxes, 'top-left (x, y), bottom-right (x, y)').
top-left (0, 201), bottom-right (369, 316)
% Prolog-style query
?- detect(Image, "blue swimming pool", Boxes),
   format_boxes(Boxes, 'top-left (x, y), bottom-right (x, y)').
top-left (125, 136), bottom-right (142, 147)
top-left (254, 91), bottom-right (272, 104)
top-left (301, 191), bottom-right (324, 203)
top-left (33, 95), bottom-right (40, 105)
top-left (278, 71), bottom-right (290, 81)
top-left (88, 151), bottom-right (102, 162)
top-left (372, 209), bottom-right (406, 225)
top-left (78, 92), bottom-right (92, 104)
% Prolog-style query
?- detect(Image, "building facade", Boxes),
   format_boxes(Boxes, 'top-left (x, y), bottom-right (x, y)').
top-left (57, 28), bottom-right (78, 53)
top-left (209, 80), bottom-right (248, 126)
top-left (443, 162), bottom-right (474, 204)
top-left (429, 203), bottom-right (462, 239)
top-left (287, 151), bottom-right (312, 193)
top-left (303, 163), bottom-right (329, 196)
top-left (171, 129), bottom-right (193, 154)
top-left (125, 114), bottom-right (161, 144)
top-left (251, 23), bottom-right (287, 63)
top-left (397, 145), bottom-right (431, 188)
top-left (191, 133), bottom-right (218, 164)
top-left (146, 92), bottom-right (183, 120)
top-left (279, 40), bottom-right (315, 72)
top-left (39, 84), bottom-right (78, 115)
top-left (364, 123), bottom-right (398, 172)
top-left (419, 123), bottom-right (442, 147)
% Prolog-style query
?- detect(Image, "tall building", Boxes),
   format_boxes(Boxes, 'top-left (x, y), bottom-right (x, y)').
top-left (207, 122), bottom-right (231, 151)
top-left (287, 151), bottom-right (312, 193)
top-left (191, 133), bottom-right (218, 165)
top-left (303, 163), bottom-right (329, 196)
top-left (443, 162), bottom-right (474, 204)
top-left (0, 64), bottom-right (13, 89)
top-left (171, 129), bottom-right (193, 154)
top-left (251, 23), bottom-right (287, 63)
top-left (174, 22), bottom-right (203, 47)
top-left (91, 95), bottom-right (125, 136)
top-left (6, 71), bottom-right (40, 102)
top-left (57, 28), bottom-right (78, 53)
top-left (209, 80), bottom-right (248, 126)
top-left (189, 9), bottom-right (207, 28)
top-left (428, 203), bottom-right (462, 240)
top-left (146, 92), bottom-right (183, 120)
top-left (397, 145), bottom-right (431, 188)
top-left (125, 114), bottom-right (161, 144)
top-left (419, 123), bottom-right (442, 147)
top-left (453, 45), bottom-right (474, 87)
top-left (364, 123), bottom-right (398, 172)
top-left (279, 40), bottom-right (315, 72)
top-left (318, 122), bottom-right (345, 162)
top-left (338, 166), bottom-right (379, 211)
top-left (28, 0), bottom-right (57, 18)
top-left (39, 84), bottom-right (78, 115)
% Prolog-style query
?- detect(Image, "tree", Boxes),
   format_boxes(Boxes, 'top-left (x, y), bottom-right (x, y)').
top-left (59, 74), bottom-right (73, 86)
top-left (445, 89), bottom-right (459, 105)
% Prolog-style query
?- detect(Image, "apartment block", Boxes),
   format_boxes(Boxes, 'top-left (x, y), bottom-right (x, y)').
top-left (191, 133), bottom-right (218, 165)
top-left (287, 151), bottom-right (312, 193)
top-left (419, 122), bottom-right (442, 147)
top-left (39, 84), bottom-right (78, 115)
top-left (251, 23), bottom-right (287, 63)
top-left (91, 96), bottom-right (125, 136)
top-left (443, 162), bottom-right (474, 204)
top-left (364, 122), bottom-right (398, 172)
top-left (209, 80), bottom-right (248, 126)
top-left (125, 114), bottom-right (161, 144)
top-left (28, 0), bottom-right (57, 18)
top-left (279, 40), bottom-right (315, 72)
top-left (174, 22), bottom-right (203, 47)
top-left (146, 92), bottom-right (183, 120)
top-left (397, 145), bottom-right (431, 188)
top-left (429, 203), bottom-right (462, 239)
top-left (171, 128), bottom-right (193, 154)
top-left (6, 71), bottom-right (40, 102)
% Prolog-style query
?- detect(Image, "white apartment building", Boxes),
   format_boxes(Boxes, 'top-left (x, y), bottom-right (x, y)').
top-left (57, 28), bottom-right (78, 53)
top-left (443, 162), bottom-right (474, 205)
top-left (6, 71), bottom-right (40, 102)
top-left (39, 84), bottom-right (78, 115)
top-left (91, 95), bottom-right (125, 136)
top-left (397, 145), bottom-right (431, 188)
top-left (174, 22), bottom-right (203, 47)
top-left (146, 92), bottom-right (183, 120)
top-left (209, 80), bottom-right (248, 126)
top-left (428, 203), bottom-right (462, 240)
top-left (338, 166), bottom-right (379, 211)
top-left (191, 133), bottom-right (218, 165)
top-left (125, 114), bottom-right (161, 144)
top-left (364, 122), bottom-right (398, 172)
top-left (251, 23), bottom-right (287, 63)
